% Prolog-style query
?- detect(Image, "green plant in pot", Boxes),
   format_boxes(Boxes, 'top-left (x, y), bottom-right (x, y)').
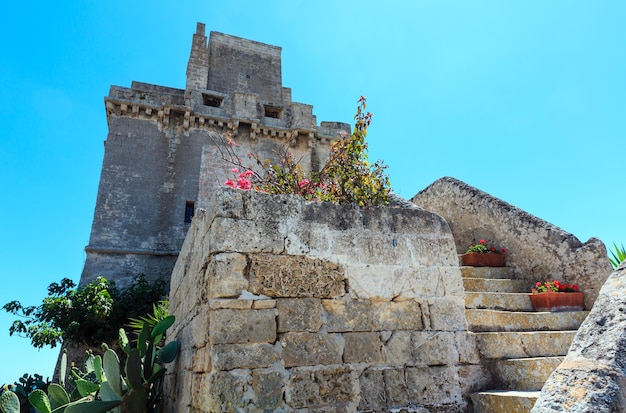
top-left (461, 239), bottom-right (507, 267)
top-left (529, 280), bottom-right (584, 312)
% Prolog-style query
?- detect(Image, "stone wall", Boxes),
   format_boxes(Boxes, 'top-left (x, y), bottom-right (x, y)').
top-left (165, 188), bottom-right (490, 412)
top-left (531, 263), bottom-right (626, 412)
top-left (411, 177), bottom-right (612, 309)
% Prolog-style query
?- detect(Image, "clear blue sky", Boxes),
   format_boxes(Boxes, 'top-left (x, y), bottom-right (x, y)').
top-left (1, 1), bottom-right (625, 384)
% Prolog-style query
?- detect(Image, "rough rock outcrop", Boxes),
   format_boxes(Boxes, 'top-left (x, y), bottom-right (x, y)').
top-left (532, 263), bottom-right (626, 412)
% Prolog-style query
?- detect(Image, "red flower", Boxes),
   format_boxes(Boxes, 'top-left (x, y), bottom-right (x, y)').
top-left (501, 248), bottom-right (507, 254)
top-left (479, 239), bottom-right (486, 244)
top-left (536, 281), bottom-right (542, 287)
top-left (573, 285), bottom-right (579, 291)
top-left (490, 247), bottom-right (496, 252)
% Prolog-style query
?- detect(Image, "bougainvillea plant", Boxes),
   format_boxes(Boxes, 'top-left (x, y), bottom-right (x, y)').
top-left (216, 96), bottom-right (392, 206)
top-left (466, 239), bottom-right (507, 254)
top-left (531, 280), bottom-right (581, 294)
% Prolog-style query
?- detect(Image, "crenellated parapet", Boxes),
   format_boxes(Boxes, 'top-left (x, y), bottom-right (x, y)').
top-left (105, 84), bottom-right (345, 144)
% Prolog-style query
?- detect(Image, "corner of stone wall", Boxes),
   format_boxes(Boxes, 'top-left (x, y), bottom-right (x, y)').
top-left (531, 264), bottom-right (626, 412)
top-left (165, 187), bottom-right (486, 412)
top-left (411, 176), bottom-right (612, 309)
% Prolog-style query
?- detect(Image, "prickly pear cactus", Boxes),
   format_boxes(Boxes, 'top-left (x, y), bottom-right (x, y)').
top-left (28, 389), bottom-right (51, 413)
top-left (0, 391), bottom-right (20, 413)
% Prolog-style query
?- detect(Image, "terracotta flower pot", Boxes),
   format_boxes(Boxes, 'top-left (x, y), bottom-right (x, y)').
top-left (460, 252), bottom-right (505, 267)
top-left (529, 292), bottom-right (584, 312)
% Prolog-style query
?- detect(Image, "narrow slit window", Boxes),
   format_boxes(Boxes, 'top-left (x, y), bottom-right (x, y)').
top-left (184, 200), bottom-right (195, 223)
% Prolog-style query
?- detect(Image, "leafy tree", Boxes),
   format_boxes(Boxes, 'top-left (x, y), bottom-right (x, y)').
top-left (3, 275), bottom-right (167, 349)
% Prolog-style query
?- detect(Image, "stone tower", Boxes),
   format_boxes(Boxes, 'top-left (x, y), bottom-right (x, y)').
top-left (80, 23), bottom-right (348, 286)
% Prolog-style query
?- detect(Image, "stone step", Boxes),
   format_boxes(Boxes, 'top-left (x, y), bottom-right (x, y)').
top-left (490, 356), bottom-right (563, 391)
top-left (475, 331), bottom-right (576, 359)
top-left (460, 266), bottom-right (518, 280)
top-left (466, 309), bottom-right (588, 332)
top-left (491, 357), bottom-right (565, 390)
top-left (465, 292), bottom-right (534, 311)
top-left (470, 390), bottom-right (539, 413)
top-left (463, 278), bottom-right (531, 293)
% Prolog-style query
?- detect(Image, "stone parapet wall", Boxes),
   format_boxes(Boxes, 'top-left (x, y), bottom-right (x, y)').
top-left (411, 177), bottom-right (612, 309)
top-left (532, 263), bottom-right (626, 412)
top-left (165, 188), bottom-right (490, 412)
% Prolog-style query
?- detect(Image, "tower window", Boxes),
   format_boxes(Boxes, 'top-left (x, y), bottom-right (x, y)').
top-left (264, 105), bottom-right (282, 119)
top-left (202, 94), bottom-right (223, 108)
top-left (184, 201), bottom-right (195, 223)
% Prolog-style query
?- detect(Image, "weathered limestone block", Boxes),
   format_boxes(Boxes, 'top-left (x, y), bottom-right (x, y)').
top-left (532, 266), bottom-right (626, 412)
top-left (251, 369), bottom-right (285, 410)
top-left (277, 298), bottom-right (322, 332)
top-left (342, 332), bottom-right (384, 364)
top-left (382, 331), bottom-right (414, 367)
top-left (241, 190), bottom-right (303, 221)
top-left (209, 298), bottom-right (253, 309)
top-left (372, 300), bottom-right (423, 331)
top-left (252, 299), bottom-right (276, 309)
top-left (209, 309), bottom-right (276, 344)
top-left (358, 369), bottom-right (386, 411)
top-left (426, 297), bottom-right (467, 331)
top-left (323, 299), bottom-right (373, 332)
top-left (455, 331), bottom-right (481, 364)
top-left (205, 186), bottom-right (245, 219)
top-left (346, 266), bottom-right (463, 301)
top-left (405, 366), bottom-right (463, 407)
top-left (188, 309), bottom-right (210, 349)
top-left (211, 343), bottom-right (278, 370)
top-left (207, 252), bottom-right (249, 298)
top-left (249, 254), bottom-right (346, 298)
top-left (413, 332), bottom-right (459, 366)
top-left (191, 345), bottom-right (211, 373)
top-left (383, 368), bottom-right (410, 408)
top-left (209, 218), bottom-right (284, 253)
top-left (287, 365), bottom-right (357, 409)
top-left (301, 201), bottom-right (364, 232)
top-left (352, 233), bottom-right (456, 267)
top-left (280, 332), bottom-right (343, 367)
top-left (199, 370), bottom-right (249, 413)
top-left (457, 364), bottom-right (493, 396)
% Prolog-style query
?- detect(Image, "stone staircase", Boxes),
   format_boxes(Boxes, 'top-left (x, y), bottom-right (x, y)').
top-left (463, 266), bottom-right (589, 413)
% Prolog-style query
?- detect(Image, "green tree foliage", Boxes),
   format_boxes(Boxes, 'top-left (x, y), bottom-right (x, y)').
top-left (3, 275), bottom-right (167, 349)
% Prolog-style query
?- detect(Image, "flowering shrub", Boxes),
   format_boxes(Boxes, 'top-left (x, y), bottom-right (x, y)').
top-left (532, 280), bottom-right (581, 294)
top-left (466, 239), bottom-right (507, 254)
top-left (215, 96), bottom-right (392, 206)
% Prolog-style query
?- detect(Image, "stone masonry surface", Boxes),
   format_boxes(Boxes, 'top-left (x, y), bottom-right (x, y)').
top-left (165, 187), bottom-right (484, 412)
top-left (412, 176), bottom-right (612, 309)
top-left (532, 263), bottom-right (626, 413)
